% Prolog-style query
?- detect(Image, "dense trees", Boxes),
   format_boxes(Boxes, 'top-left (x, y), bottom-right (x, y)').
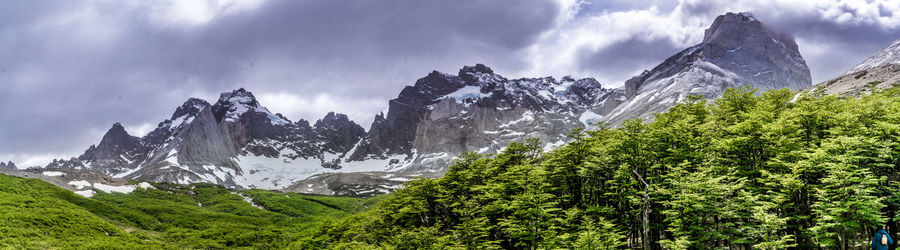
top-left (307, 86), bottom-right (900, 249)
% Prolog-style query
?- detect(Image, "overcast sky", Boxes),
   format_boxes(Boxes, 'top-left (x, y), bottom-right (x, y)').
top-left (2, 0), bottom-right (900, 167)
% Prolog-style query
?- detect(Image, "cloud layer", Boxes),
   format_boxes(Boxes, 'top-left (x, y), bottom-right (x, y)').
top-left (1, 0), bottom-right (899, 167)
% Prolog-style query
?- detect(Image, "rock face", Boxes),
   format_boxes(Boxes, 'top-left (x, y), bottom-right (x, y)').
top-left (846, 38), bottom-right (900, 74)
top-left (604, 12), bottom-right (811, 125)
top-left (347, 64), bottom-right (620, 172)
top-left (315, 112), bottom-right (367, 155)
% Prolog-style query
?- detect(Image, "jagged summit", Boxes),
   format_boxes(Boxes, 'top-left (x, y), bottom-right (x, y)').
top-left (213, 88), bottom-right (259, 121)
top-left (703, 12), bottom-right (798, 52)
top-left (0, 161), bottom-right (16, 170)
top-left (315, 112), bottom-right (366, 154)
top-left (846, 38), bottom-right (900, 74)
top-left (605, 11), bottom-right (811, 125)
top-left (315, 112), bottom-right (355, 128)
top-left (459, 63), bottom-right (495, 76)
top-left (98, 123), bottom-right (139, 150)
top-left (212, 88), bottom-right (288, 125)
top-left (171, 98), bottom-right (210, 120)
top-left (106, 122), bottom-right (128, 136)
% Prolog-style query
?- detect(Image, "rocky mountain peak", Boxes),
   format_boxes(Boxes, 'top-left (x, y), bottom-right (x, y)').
top-left (605, 11), bottom-right (811, 125)
top-left (171, 98), bottom-right (210, 120)
top-left (396, 71), bottom-right (464, 106)
top-left (0, 161), bottom-right (16, 170)
top-left (703, 12), bottom-right (799, 53)
top-left (78, 122), bottom-right (143, 169)
top-left (101, 122), bottom-right (135, 145)
top-left (459, 64), bottom-right (506, 84)
top-left (211, 88), bottom-right (287, 124)
top-left (315, 112), bottom-right (366, 154)
top-left (215, 88), bottom-right (259, 109)
top-left (459, 64), bottom-right (494, 76)
top-left (315, 112), bottom-right (352, 128)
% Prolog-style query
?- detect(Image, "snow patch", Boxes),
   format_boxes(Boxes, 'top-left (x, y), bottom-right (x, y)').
top-left (579, 110), bottom-right (604, 125)
top-left (499, 111), bottom-right (535, 128)
top-left (233, 192), bottom-right (265, 209)
top-left (74, 190), bottom-right (95, 197)
top-left (68, 180), bottom-right (92, 189)
top-left (42, 171), bottom-right (65, 177)
top-left (94, 183), bottom-right (137, 194)
top-left (444, 86), bottom-right (492, 101)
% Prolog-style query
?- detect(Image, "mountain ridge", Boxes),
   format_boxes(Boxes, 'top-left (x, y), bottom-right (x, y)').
top-left (45, 11), bottom-right (814, 195)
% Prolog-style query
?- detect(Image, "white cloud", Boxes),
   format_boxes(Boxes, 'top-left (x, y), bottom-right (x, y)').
top-left (257, 92), bottom-right (385, 127)
top-left (127, 123), bottom-right (157, 137)
top-left (136, 0), bottom-right (266, 28)
top-left (521, 2), bottom-right (710, 86)
top-left (0, 153), bottom-right (68, 169)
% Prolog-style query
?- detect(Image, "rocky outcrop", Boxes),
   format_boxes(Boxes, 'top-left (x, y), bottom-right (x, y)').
top-left (348, 70), bottom-right (468, 160)
top-left (315, 112), bottom-right (366, 154)
top-left (605, 12), bottom-right (811, 125)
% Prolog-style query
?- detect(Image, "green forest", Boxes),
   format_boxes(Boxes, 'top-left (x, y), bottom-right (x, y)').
top-left (2, 86), bottom-right (900, 249)
top-left (304, 86), bottom-right (900, 249)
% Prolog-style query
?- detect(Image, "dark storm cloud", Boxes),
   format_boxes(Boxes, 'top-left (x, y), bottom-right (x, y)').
top-left (4, 0), bottom-right (900, 166)
top-left (577, 36), bottom-right (685, 79)
top-left (0, 0), bottom-right (565, 165)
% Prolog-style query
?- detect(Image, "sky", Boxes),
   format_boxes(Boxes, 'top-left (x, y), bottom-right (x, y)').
top-left (2, 0), bottom-right (900, 167)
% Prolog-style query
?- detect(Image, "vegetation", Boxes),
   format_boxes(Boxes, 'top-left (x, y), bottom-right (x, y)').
top-left (2, 86), bottom-right (899, 249)
top-left (0, 174), bottom-right (372, 248)
top-left (303, 86), bottom-right (900, 249)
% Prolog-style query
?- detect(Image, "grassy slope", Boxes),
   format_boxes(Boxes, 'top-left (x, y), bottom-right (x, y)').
top-left (0, 174), bottom-right (374, 249)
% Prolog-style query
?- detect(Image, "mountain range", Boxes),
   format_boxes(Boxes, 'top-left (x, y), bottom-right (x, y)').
top-left (8, 12), bottom-right (900, 196)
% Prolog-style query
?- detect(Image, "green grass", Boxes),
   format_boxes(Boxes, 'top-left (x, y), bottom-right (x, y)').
top-left (0, 173), bottom-right (376, 249)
